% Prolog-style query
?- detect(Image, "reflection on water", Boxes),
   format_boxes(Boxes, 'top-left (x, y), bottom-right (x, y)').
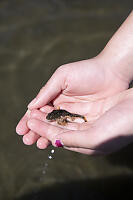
top-left (0, 0), bottom-right (133, 199)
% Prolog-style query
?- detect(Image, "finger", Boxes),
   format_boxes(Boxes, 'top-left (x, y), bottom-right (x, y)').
top-left (36, 137), bottom-right (51, 149)
top-left (40, 105), bottom-right (54, 113)
top-left (51, 99), bottom-right (133, 152)
top-left (27, 118), bottom-right (68, 141)
top-left (30, 109), bottom-right (47, 121)
top-left (28, 68), bottom-right (66, 109)
top-left (30, 109), bottom-right (90, 130)
top-left (16, 110), bottom-right (31, 135)
top-left (27, 118), bottom-right (95, 150)
top-left (27, 118), bottom-right (102, 150)
top-left (23, 130), bottom-right (40, 145)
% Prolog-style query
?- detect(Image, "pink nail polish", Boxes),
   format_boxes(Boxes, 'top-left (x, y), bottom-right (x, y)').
top-left (55, 140), bottom-right (63, 147)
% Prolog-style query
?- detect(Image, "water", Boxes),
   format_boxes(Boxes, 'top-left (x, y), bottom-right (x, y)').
top-left (0, 1), bottom-right (133, 200)
top-left (42, 149), bottom-right (55, 177)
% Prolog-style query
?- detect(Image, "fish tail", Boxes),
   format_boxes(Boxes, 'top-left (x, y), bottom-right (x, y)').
top-left (83, 116), bottom-right (87, 122)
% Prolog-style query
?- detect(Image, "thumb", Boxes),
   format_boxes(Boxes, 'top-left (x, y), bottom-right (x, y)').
top-left (52, 130), bottom-right (97, 149)
top-left (52, 129), bottom-right (102, 150)
top-left (28, 67), bottom-right (66, 109)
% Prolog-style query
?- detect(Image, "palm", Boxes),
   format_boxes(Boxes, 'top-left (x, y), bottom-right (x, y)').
top-left (52, 59), bottom-right (128, 124)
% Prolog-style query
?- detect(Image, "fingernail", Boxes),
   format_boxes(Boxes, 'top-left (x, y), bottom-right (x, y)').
top-left (23, 135), bottom-right (31, 145)
top-left (55, 140), bottom-right (64, 147)
top-left (16, 126), bottom-right (23, 135)
top-left (28, 98), bottom-right (37, 108)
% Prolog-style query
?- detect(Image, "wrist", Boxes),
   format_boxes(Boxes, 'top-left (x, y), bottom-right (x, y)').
top-left (96, 11), bottom-right (133, 84)
top-left (97, 47), bottom-right (133, 85)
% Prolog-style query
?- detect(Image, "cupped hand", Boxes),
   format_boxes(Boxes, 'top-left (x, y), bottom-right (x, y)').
top-left (16, 56), bottom-right (129, 149)
top-left (27, 88), bottom-right (133, 155)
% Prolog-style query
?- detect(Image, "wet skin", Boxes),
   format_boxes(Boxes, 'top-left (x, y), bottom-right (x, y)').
top-left (46, 109), bottom-right (87, 126)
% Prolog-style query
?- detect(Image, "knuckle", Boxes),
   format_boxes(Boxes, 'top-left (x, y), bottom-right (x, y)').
top-left (39, 86), bottom-right (45, 93)
top-left (30, 109), bottom-right (38, 118)
top-left (57, 65), bottom-right (65, 72)
top-left (56, 64), bottom-right (69, 74)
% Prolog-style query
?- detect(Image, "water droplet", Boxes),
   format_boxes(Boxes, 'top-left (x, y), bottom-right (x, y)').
top-left (44, 163), bottom-right (48, 167)
top-left (42, 170), bottom-right (46, 174)
top-left (51, 149), bottom-right (55, 154)
top-left (48, 155), bottom-right (52, 159)
top-left (40, 149), bottom-right (56, 179)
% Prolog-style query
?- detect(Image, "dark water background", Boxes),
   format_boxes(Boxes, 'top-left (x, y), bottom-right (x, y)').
top-left (1, 0), bottom-right (133, 199)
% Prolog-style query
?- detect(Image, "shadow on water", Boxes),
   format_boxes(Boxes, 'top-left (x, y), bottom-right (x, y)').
top-left (16, 175), bottom-right (133, 200)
